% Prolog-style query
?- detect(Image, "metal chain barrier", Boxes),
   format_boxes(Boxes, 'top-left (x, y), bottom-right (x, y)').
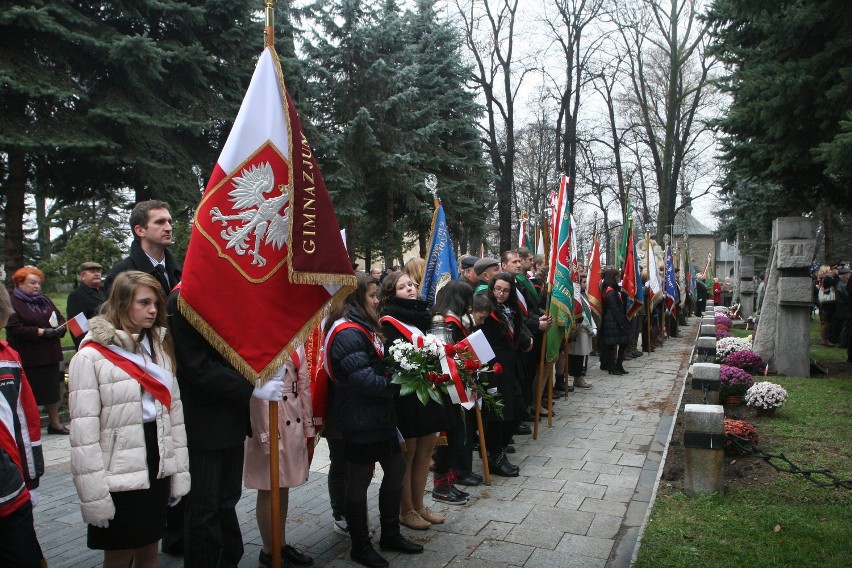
top-left (728, 434), bottom-right (852, 490)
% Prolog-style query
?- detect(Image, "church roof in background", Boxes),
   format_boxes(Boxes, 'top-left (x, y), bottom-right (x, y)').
top-left (674, 209), bottom-right (714, 236)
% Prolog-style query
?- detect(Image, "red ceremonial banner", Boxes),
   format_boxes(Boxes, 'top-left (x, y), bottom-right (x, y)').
top-left (179, 48), bottom-right (355, 382)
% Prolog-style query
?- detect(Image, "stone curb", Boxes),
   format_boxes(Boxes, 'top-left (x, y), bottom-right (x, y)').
top-left (627, 328), bottom-right (698, 566)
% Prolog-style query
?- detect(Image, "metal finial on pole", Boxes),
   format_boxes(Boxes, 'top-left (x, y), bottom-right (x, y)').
top-left (264, 0), bottom-right (276, 48)
top-left (425, 174), bottom-right (439, 207)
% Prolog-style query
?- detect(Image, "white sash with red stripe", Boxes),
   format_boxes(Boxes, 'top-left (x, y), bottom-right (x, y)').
top-left (87, 343), bottom-right (174, 409)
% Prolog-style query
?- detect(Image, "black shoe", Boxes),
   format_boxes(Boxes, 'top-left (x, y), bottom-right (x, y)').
top-left (351, 543), bottom-right (389, 567)
top-left (379, 533), bottom-right (424, 555)
top-left (631, 350), bottom-right (643, 358)
top-left (282, 544), bottom-right (314, 566)
top-left (455, 473), bottom-right (481, 486)
top-left (616, 365), bottom-right (629, 374)
top-left (609, 369), bottom-right (626, 375)
top-left (450, 485), bottom-right (470, 499)
top-left (506, 437), bottom-right (515, 445)
top-left (489, 459), bottom-right (519, 477)
top-left (515, 423), bottom-right (532, 435)
top-left (505, 445), bottom-right (516, 453)
top-left (600, 363), bottom-right (610, 371)
top-left (432, 485), bottom-right (467, 505)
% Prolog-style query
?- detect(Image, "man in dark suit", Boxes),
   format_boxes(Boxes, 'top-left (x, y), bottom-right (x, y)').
top-left (167, 290), bottom-right (285, 567)
top-left (103, 200), bottom-right (181, 295)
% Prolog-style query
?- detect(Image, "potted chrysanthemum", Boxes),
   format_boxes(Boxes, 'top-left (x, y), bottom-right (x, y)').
top-left (745, 381), bottom-right (788, 416)
top-left (719, 365), bottom-right (754, 405)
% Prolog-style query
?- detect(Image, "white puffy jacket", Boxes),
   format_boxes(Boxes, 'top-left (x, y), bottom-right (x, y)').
top-left (68, 317), bottom-right (190, 525)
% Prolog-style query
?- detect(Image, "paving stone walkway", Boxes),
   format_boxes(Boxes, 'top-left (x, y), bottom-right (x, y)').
top-left (33, 329), bottom-right (694, 568)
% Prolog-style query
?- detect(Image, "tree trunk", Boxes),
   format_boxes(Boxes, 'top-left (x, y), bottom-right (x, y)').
top-left (34, 194), bottom-right (50, 261)
top-left (3, 150), bottom-right (27, 286)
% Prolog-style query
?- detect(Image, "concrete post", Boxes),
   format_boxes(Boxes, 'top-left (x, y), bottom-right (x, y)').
top-left (690, 363), bottom-right (721, 404)
top-left (695, 337), bottom-right (717, 364)
top-left (683, 404), bottom-right (725, 496)
top-left (739, 255), bottom-right (755, 320)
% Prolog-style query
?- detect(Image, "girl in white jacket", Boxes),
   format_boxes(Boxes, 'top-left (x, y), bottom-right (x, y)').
top-left (69, 271), bottom-right (189, 568)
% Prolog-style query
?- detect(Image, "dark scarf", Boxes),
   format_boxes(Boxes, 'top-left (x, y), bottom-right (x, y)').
top-left (13, 287), bottom-right (53, 313)
top-left (497, 301), bottom-right (515, 324)
top-left (381, 296), bottom-right (432, 332)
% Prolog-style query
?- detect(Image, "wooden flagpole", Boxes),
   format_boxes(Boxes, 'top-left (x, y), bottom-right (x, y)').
top-left (264, 3), bottom-right (282, 568)
top-left (646, 233), bottom-right (652, 353)
top-left (475, 405), bottom-right (491, 485)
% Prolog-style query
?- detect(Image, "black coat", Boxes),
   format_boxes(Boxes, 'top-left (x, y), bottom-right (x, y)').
top-left (381, 297), bottom-right (448, 437)
top-left (66, 284), bottom-right (105, 349)
top-left (475, 311), bottom-right (529, 423)
top-left (166, 291), bottom-right (253, 450)
top-left (328, 309), bottom-right (398, 445)
top-left (601, 287), bottom-right (630, 346)
top-left (6, 295), bottom-right (66, 368)
top-left (103, 240), bottom-right (182, 297)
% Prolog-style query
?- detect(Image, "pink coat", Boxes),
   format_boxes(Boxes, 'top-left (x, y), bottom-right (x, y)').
top-left (243, 347), bottom-right (316, 490)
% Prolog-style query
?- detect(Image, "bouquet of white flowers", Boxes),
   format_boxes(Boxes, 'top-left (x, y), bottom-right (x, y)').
top-left (714, 306), bottom-right (731, 316)
top-left (385, 336), bottom-right (450, 405)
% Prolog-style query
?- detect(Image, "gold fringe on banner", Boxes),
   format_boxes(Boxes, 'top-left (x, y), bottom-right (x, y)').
top-left (177, 286), bottom-right (352, 383)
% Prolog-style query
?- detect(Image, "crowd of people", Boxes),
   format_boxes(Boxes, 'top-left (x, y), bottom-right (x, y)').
top-left (1, 199), bottom-right (720, 568)
top-left (814, 263), bottom-right (852, 363)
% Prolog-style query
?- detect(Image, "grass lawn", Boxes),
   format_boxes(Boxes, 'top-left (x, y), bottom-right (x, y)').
top-left (635, 322), bottom-right (852, 568)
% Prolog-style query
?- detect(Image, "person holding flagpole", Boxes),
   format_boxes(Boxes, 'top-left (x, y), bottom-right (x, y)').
top-left (243, 343), bottom-right (316, 568)
top-left (68, 271), bottom-right (190, 568)
top-left (479, 273), bottom-right (532, 476)
top-left (324, 272), bottom-right (423, 567)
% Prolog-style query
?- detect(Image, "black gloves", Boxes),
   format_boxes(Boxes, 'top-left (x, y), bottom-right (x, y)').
top-left (42, 327), bottom-right (66, 339)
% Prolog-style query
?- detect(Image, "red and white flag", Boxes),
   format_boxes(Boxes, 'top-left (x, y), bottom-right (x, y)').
top-left (179, 47), bottom-right (356, 382)
top-left (67, 312), bottom-right (89, 338)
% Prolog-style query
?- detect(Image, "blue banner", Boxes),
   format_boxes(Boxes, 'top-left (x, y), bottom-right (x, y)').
top-left (421, 204), bottom-right (459, 305)
top-left (665, 245), bottom-right (678, 311)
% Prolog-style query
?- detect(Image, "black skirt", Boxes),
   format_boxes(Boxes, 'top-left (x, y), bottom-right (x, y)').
top-left (25, 363), bottom-right (61, 406)
top-left (87, 421), bottom-right (171, 550)
top-left (394, 394), bottom-right (448, 439)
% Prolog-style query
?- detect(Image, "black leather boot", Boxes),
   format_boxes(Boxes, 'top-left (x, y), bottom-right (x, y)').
top-left (379, 521), bottom-right (424, 554)
top-left (348, 511), bottom-right (388, 567)
top-left (489, 451), bottom-right (519, 477)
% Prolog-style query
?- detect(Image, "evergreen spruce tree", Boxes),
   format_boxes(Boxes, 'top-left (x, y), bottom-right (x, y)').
top-left (707, 0), bottom-right (852, 211)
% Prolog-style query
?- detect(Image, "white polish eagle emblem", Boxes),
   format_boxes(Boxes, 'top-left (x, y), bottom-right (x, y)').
top-left (209, 162), bottom-right (289, 267)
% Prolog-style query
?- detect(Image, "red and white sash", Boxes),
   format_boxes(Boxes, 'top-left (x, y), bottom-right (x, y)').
top-left (379, 316), bottom-right (426, 348)
top-left (86, 343), bottom-right (174, 409)
top-left (322, 318), bottom-right (383, 380)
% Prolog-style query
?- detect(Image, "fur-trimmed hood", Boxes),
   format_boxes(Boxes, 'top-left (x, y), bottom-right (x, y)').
top-left (79, 316), bottom-right (166, 352)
